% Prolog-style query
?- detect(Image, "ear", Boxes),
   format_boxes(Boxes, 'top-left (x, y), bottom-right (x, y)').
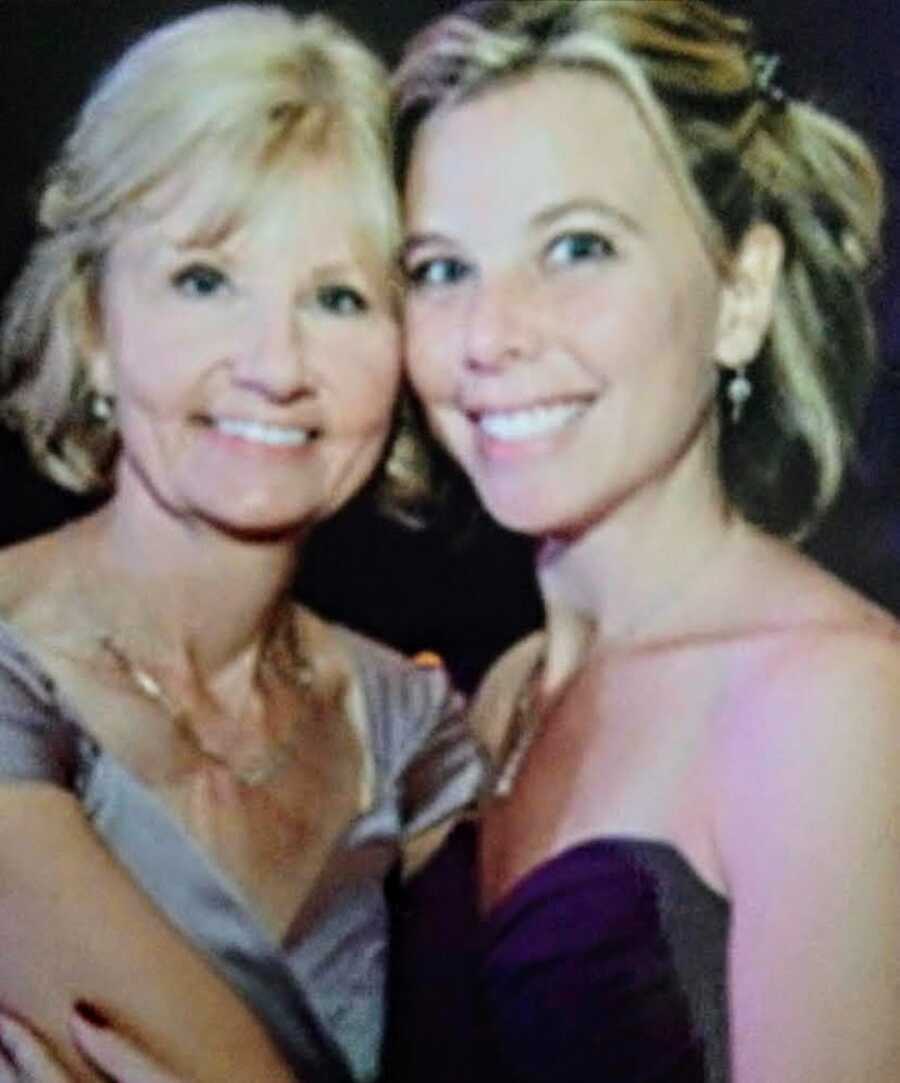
top-left (714, 222), bottom-right (784, 370)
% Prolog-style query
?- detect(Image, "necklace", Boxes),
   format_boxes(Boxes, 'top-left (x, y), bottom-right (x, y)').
top-left (492, 642), bottom-right (548, 800)
top-left (99, 607), bottom-right (315, 788)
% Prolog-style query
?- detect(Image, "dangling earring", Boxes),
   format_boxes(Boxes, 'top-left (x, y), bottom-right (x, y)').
top-left (726, 366), bottom-right (753, 424)
top-left (89, 390), bottom-right (114, 423)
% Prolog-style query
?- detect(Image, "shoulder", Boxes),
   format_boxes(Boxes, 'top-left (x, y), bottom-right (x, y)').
top-left (0, 614), bottom-right (58, 710)
top-left (0, 616), bottom-right (81, 788)
top-left (709, 533), bottom-right (899, 862)
top-left (731, 527), bottom-right (897, 638)
top-left (716, 620), bottom-right (900, 886)
top-left (714, 617), bottom-right (900, 1077)
top-left (721, 534), bottom-right (900, 743)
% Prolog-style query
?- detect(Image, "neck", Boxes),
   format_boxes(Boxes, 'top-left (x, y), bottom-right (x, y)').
top-left (537, 444), bottom-right (744, 675)
top-left (69, 487), bottom-right (305, 683)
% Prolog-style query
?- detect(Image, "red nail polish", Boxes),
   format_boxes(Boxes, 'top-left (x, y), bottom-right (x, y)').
top-left (73, 1001), bottom-right (110, 1028)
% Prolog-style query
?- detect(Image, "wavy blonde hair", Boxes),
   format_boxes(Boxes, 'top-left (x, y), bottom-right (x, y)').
top-left (393, 0), bottom-right (885, 536)
top-left (1, 4), bottom-right (399, 493)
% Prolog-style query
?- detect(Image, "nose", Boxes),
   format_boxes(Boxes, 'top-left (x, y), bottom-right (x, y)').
top-left (465, 270), bottom-right (538, 373)
top-left (232, 300), bottom-right (313, 403)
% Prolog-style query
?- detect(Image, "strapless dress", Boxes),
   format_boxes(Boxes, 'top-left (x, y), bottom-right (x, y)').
top-left (386, 820), bottom-right (729, 1082)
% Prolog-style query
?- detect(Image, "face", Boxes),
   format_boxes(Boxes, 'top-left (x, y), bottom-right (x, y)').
top-left (93, 154), bottom-right (400, 537)
top-left (402, 69), bottom-right (739, 537)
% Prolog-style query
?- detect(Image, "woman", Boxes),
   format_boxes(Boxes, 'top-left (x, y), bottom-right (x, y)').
top-left (4, 0), bottom-right (899, 1081)
top-left (0, 5), bottom-right (481, 1083)
top-left (388, 2), bottom-right (900, 1080)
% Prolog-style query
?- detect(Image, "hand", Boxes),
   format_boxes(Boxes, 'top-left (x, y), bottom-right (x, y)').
top-left (0, 1008), bottom-right (187, 1083)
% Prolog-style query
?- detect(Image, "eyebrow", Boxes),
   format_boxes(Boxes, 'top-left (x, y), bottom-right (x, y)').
top-left (398, 233), bottom-right (450, 265)
top-left (400, 198), bottom-right (643, 263)
top-left (531, 198), bottom-right (642, 234)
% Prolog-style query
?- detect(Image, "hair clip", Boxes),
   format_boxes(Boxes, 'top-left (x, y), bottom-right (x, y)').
top-left (750, 51), bottom-right (787, 108)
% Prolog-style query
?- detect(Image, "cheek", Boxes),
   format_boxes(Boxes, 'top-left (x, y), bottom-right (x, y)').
top-left (102, 300), bottom-right (211, 408)
top-left (562, 269), bottom-right (714, 383)
top-left (324, 323), bottom-right (401, 432)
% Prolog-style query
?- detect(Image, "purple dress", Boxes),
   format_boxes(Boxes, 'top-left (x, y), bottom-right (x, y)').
top-left (386, 821), bottom-right (729, 1082)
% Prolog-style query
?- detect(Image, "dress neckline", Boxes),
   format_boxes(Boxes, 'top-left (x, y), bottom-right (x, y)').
top-left (454, 820), bottom-right (728, 930)
top-left (0, 612), bottom-right (369, 949)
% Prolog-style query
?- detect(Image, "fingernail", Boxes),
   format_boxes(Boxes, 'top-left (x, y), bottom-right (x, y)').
top-left (73, 1001), bottom-right (110, 1028)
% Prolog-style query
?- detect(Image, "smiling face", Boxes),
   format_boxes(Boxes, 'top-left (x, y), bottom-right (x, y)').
top-left (402, 69), bottom-right (743, 538)
top-left (91, 153), bottom-right (400, 538)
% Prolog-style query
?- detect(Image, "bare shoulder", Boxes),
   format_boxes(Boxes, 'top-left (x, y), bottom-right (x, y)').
top-left (739, 525), bottom-right (897, 632)
top-left (733, 532), bottom-right (898, 710)
top-left (712, 538), bottom-right (899, 878)
top-left (716, 537), bottom-right (900, 1082)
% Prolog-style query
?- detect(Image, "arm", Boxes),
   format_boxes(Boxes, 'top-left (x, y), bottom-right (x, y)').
top-left (0, 785), bottom-right (299, 1083)
top-left (718, 633), bottom-right (900, 1082)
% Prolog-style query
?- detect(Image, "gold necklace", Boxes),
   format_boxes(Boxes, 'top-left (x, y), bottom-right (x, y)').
top-left (99, 607), bottom-right (314, 788)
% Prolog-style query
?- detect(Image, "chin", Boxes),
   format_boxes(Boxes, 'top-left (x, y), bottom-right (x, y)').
top-left (199, 509), bottom-right (311, 544)
top-left (190, 491), bottom-right (322, 542)
top-left (478, 475), bottom-right (616, 541)
top-left (477, 487), bottom-right (567, 539)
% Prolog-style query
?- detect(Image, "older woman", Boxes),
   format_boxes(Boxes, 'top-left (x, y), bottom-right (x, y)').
top-left (0, 5), bottom-right (481, 1083)
top-left (3, 1), bottom-right (899, 1082)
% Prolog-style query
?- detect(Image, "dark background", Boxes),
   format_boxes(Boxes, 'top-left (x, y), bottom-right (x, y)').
top-left (1, 0), bottom-right (898, 689)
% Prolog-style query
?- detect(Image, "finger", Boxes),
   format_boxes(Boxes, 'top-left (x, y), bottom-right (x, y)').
top-left (0, 1036), bottom-right (16, 1083)
top-left (70, 1014), bottom-right (184, 1083)
top-left (0, 1015), bottom-right (72, 1083)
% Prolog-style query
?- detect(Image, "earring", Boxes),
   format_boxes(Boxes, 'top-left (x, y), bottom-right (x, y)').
top-left (89, 390), bottom-right (114, 423)
top-left (726, 366), bottom-right (753, 424)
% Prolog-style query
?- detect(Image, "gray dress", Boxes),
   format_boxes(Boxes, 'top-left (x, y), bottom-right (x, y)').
top-left (0, 617), bottom-right (484, 1083)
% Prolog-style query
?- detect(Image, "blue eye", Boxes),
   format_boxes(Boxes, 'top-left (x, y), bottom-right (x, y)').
top-left (546, 232), bottom-right (615, 267)
top-left (172, 263), bottom-right (229, 297)
top-left (316, 285), bottom-right (369, 315)
top-left (405, 257), bottom-right (471, 290)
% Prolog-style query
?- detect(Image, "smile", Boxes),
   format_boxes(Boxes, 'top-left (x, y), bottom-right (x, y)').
top-left (211, 418), bottom-right (314, 447)
top-left (475, 401), bottom-right (590, 442)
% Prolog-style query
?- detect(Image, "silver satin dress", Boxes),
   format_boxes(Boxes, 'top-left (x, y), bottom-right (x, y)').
top-left (0, 619), bottom-right (484, 1082)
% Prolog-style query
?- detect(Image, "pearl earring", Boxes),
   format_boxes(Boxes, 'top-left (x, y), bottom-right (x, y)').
top-left (726, 366), bottom-right (753, 424)
top-left (89, 391), bottom-right (114, 423)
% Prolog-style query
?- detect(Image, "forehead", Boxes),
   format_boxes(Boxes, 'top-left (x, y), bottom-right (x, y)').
top-left (118, 147), bottom-right (394, 263)
top-left (406, 68), bottom-right (679, 230)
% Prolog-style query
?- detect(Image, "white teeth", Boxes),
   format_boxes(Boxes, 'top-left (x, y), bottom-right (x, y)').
top-left (213, 418), bottom-right (312, 447)
top-left (477, 402), bottom-right (587, 442)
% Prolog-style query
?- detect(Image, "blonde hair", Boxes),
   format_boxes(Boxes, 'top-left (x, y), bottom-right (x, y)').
top-left (394, 0), bottom-right (885, 536)
top-left (1, 4), bottom-right (398, 493)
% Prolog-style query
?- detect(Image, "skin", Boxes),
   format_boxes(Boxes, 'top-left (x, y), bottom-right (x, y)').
top-left (0, 147), bottom-right (400, 1082)
top-left (403, 69), bottom-right (900, 1082)
top-left (4, 62), bottom-right (900, 1083)
top-left (93, 158), bottom-right (399, 540)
